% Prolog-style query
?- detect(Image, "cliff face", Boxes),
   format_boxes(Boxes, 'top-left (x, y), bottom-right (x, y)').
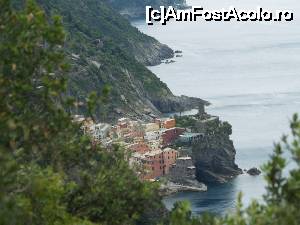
top-left (152, 95), bottom-right (209, 113)
top-left (191, 117), bottom-right (242, 183)
top-left (33, 0), bottom-right (204, 122)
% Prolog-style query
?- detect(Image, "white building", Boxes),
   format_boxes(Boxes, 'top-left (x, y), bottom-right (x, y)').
top-left (90, 123), bottom-right (111, 140)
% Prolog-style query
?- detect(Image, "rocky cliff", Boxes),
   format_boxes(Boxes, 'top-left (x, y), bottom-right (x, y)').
top-left (191, 116), bottom-right (242, 183)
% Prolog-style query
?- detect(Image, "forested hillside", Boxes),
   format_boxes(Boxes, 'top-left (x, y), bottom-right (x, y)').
top-left (32, 0), bottom-right (204, 122)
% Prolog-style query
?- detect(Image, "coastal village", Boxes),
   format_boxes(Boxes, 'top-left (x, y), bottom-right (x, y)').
top-left (73, 114), bottom-right (208, 193)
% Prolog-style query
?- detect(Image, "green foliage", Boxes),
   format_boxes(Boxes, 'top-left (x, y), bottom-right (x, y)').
top-left (169, 201), bottom-right (193, 225)
top-left (0, 1), bottom-right (162, 224)
top-left (174, 115), bottom-right (197, 129)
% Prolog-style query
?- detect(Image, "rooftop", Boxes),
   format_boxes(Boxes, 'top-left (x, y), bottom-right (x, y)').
top-left (160, 117), bottom-right (175, 122)
top-left (144, 149), bottom-right (163, 157)
top-left (177, 156), bottom-right (192, 160)
top-left (93, 123), bottom-right (111, 130)
top-left (163, 147), bottom-right (176, 152)
top-left (118, 117), bottom-right (128, 122)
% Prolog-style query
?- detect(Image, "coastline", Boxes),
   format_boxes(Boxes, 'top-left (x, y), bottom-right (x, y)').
top-left (159, 181), bottom-right (207, 196)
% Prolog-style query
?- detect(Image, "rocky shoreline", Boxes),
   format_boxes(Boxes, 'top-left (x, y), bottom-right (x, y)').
top-left (159, 181), bottom-right (207, 196)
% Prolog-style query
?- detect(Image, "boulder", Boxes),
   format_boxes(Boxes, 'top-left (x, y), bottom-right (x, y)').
top-left (247, 167), bottom-right (261, 176)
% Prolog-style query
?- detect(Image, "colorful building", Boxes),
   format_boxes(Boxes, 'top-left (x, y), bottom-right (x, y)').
top-left (141, 148), bottom-right (179, 180)
top-left (162, 118), bottom-right (176, 129)
top-left (161, 127), bottom-right (185, 146)
top-left (144, 123), bottom-right (160, 132)
top-left (154, 118), bottom-right (176, 129)
top-left (162, 148), bottom-right (179, 174)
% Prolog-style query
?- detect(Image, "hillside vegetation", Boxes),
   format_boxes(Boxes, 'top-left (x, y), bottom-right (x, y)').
top-left (32, 0), bottom-right (203, 122)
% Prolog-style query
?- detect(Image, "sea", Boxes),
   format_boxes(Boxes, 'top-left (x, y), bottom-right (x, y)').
top-left (132, 0), bottom-right (300, 216)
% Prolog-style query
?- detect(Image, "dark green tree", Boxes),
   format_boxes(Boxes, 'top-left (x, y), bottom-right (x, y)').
top-left (0, 1), bottom-right (161, 224)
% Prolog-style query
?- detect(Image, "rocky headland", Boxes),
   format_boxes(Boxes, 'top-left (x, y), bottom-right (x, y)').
top-left (192, 116), bottom-right (242, 183)
top-left (175, 114), bottom-right (242, 184)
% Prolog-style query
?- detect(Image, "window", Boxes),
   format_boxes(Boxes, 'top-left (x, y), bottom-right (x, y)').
top-left (152, 167), bottom-right (154, 171)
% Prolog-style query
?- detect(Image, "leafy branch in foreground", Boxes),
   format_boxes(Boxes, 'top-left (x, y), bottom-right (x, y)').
top-left (0, 1), bottom-right (161, 225)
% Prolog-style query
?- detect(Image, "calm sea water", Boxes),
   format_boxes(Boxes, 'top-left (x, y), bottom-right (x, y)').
top-left (133, 0), bottom-right (300, 215)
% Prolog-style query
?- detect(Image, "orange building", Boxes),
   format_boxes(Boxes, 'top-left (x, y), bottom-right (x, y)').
top-left (141, 148), bottom-right (179, 180)
top-left (163, 118), bottom-right (176, 129)
top-left (162, 148), bottom-right (178, 174)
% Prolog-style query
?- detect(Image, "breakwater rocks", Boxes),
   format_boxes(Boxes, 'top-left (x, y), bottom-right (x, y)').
top-left (159, 181), bottom-right (207, 196)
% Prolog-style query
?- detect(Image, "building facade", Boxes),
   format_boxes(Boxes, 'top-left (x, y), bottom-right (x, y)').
top-left (161, 127), bottom-right (185, 146)
top-left (169, 156), bottom-right (196, 182)
top-left (141, 148), bottom-right (179, 180)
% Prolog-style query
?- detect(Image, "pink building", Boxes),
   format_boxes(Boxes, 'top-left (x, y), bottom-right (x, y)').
top-left (141, 148), bottom-right (179, 180)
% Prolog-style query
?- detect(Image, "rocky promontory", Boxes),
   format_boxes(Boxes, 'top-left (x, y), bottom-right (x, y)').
top-left (152, 95), bottom-right (209, 114)
top-left (191, 116), bottom-right (242, 183)
top-left (175, 114), bottom-right (242, 184)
